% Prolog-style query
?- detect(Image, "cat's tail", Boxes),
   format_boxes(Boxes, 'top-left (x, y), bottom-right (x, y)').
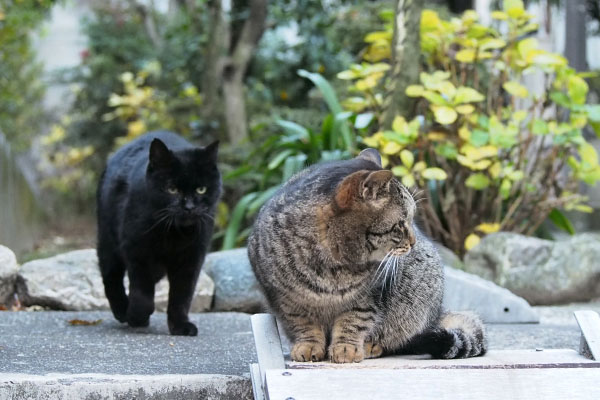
top-left (403, 311), bottom-right (488, 359)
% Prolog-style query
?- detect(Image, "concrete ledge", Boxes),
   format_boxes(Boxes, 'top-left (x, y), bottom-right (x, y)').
top-left (0, 373), bottom-right (252, 400)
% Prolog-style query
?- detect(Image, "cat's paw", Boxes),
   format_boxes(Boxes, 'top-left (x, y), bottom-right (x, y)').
top-left (329, 343), bottom-right (364, 363)
top-left (291, 342), bottom-right (326, 362)
top-left (127, 315), bottom-right (150, 328)
top-left (364, 341), bottom-right (383, 359)
top-left (169, 321), bottom-right (198, 336)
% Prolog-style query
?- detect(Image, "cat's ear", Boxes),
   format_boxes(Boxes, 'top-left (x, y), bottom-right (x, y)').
top-left (202, 140), bottom-right (219, 163)
top-left (360, 170), bottom-right (394, 200)
top-left (149, 139), bottom-right (173, 170)
top-left (335, 169), bottom-right (394, 210)
top-left (334, 170), bottom-right (371, 210)
top-left (357, 148), bottom-right (382, 167)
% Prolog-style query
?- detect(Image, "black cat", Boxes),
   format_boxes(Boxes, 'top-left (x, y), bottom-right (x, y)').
top-left (97, 131), bottom-right (221, 336)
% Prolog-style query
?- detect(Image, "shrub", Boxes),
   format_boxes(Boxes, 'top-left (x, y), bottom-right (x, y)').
top-left (337, 0), bottom-right (600, 255)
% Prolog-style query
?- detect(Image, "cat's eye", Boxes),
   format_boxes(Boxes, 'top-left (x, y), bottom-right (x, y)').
top-left (167, 187), bottom-right (179, 195)
top-left (196, 186), bottom-right (207, 195)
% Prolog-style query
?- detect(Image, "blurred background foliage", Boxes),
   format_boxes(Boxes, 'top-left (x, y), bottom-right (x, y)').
top-left (1, 0), bottom-right (599, 257)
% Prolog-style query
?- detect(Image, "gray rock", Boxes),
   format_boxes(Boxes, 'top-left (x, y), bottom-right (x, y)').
top-left (443, 266), bottom-right (539, 323)
top-left (464, 232), bottom-right (600, 305)
top-left (434, 243), bottom-right (465, 270)
top-left (16, 249), bottom-right (214, 312)
top-left (0, 245), bottom-right (18, 305)
top-left (203, 248), bottom-right (266, 313)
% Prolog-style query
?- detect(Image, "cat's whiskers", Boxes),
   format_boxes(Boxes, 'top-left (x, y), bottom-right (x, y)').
top-left (144, 209), bottom-right (173, 234)
top-left (373, 251), bottom-right (393, 283)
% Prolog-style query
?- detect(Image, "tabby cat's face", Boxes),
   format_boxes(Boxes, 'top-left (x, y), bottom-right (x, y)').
top-left (363, 178), bottom-right (417, 261)
top-left (328, 169), bottom-right (417, 263)
top-left (146, 139), bottom-right (221, 228)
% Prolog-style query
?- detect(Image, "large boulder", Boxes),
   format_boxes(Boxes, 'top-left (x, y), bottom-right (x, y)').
top-left (16, 249), bottom-right (214, 312)
top-left (202, 248), bottom-right (266, 313)
top-left (0, 245), bottom-right (18, 305)
top-left (464, 232), bottom-right (600, 305)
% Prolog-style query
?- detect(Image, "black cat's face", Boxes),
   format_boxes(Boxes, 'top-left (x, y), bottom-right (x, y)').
top-left (146, 139), bottom-right (221, 228)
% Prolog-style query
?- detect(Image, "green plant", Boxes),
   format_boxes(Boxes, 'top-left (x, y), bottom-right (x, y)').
top-left (221, 69), bottom-right (363, 249)
top-left (0, 0), bottom-right (54, 149)
top-left (338, 0), bottom-right (600, 256)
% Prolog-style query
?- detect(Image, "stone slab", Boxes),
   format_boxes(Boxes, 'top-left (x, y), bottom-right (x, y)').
top-left (443, 266), bottom-right (539, 323)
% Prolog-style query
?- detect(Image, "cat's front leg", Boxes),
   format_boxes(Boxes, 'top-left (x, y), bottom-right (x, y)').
top-left (285, 315), bottom-right (327, 362)
top-left (166, 265), bottom-right (200, 336)
top-left (126, 268), bottom-right (156, 328)
top-left (329, 308), bottom-right (377, 363)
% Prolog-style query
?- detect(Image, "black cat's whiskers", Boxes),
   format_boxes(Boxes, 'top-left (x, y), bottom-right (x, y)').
top-left (144, 209), bottom-right (174, 234)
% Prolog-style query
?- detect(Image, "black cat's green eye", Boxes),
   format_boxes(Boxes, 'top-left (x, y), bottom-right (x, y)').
top-left (196, 186), bottom-right (207, 195)
top-left (167, 187), bottom-right (178, 194)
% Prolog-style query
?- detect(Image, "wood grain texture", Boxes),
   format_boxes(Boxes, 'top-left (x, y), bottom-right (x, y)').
top-left (288, 349), bottom-right (599, 370)
top-left (575, 310), bottom-right (600, 360)
top-left (266, 368), bottom-right (600, 400)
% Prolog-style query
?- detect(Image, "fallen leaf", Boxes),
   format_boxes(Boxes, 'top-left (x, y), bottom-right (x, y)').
top-left (68, 319), bottom-right (103, 326)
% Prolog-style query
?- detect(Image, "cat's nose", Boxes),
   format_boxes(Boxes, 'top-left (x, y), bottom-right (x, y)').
top-left (183, 199), bottom-right (195, 211)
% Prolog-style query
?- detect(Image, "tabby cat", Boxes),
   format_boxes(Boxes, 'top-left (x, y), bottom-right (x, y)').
top-left (97, 131), bottom-right (220, 336)
top-left (248, 149), bottom-right (486, 362)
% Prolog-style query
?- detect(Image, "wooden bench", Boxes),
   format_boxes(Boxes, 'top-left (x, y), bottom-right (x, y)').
top-left (250, 311), bottom-right (600, 400)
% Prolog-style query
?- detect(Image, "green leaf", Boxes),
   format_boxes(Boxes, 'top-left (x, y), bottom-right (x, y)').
top-left (456, 49), bottom-right (476, 63)
top-left (268, 149), bottom-right (295, 170)
top-left (248, 186), bottom-right (281, 216)
top-left (406, 85), bottom-right (425, 97)
top-left (222, 192), bottom-right (259, 250)
top-left (354, 113), bottom-right (374, 129)
top-left (391, 165), bottom-right (410, 177)
top-left (298, 69), bottom-right (353, 151)
top-left (550, 91), bottom-right (571, 107)
top-left (276, 120), bottom-right (310, 142)
top-left (400, 149), bottom-right (414, 168)
top-left (568, 75), bottom-right (589, 105)
top-left (454, 87), bottom-right (485, 104)
top-left (531, 119), bottom-right (548, 135)
top-left (422, 168), bottom-right (448, 180)
top-left (435, 142), bottom-right (458, 159)
top-left (282, 154), bottom-right (308, 181)
top-left (548, 209), bottom-right (575, 235)
top-left (580, 143), bottom-right (599, 167)
top-left (401, 174), bottom-right (416, 187)
top-left (471, 129), bottom-right (489, 147)
top-left (465, 173), bottom-right (490, 189)
top-left (503, 81), bottom-right (529, 98)
top-left (433, 106), bottom-right (458, 124)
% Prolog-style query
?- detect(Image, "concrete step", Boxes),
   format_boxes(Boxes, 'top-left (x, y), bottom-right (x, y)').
top-left (1, 305), bottom-right (599, 399)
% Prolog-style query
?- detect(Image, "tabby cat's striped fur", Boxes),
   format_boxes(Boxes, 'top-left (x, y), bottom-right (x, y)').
top-left (248, 149), bottom-right (487, 363)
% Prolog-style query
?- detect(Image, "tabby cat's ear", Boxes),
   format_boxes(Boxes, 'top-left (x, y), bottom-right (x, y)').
top-left (202, 140), bottom-right (219, 163)
top-left (149, 139), bottom-right (173, 170)
top-left (334, 169), bottom-right (394, 210)
top-left (357, 148), bottom-right (382, 167)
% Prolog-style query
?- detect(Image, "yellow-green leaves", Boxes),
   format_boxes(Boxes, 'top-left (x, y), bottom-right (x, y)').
top-left (465, 173), bottom-right (490, 189)
top-left (400, 149), bottom-right (414, 169)
top-left (454, 87), bottom-right (485, 104)
top-left (464, 222), bottom-right (502, 250)
top-left (421, 168), bottom-right (447, 180)
top-left (503, 81), bottom-right (529, 98)
top-left (433, 106), bottom-right (458, 125)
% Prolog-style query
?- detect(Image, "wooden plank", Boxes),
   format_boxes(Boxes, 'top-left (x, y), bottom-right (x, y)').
top-left (574, 310), bottom-right (600, 360)
top-left (251, 313), bottom-right (285, 390)
top-left (266, 368), bottom-right (600, 400)
top-left (288, 349), bottom-right (599, 370)
top-left (250, 363), bottom-right (265, 400)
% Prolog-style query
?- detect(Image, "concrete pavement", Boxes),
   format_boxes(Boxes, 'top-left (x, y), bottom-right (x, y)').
top-left (1, 304), bottom-right (599, 399)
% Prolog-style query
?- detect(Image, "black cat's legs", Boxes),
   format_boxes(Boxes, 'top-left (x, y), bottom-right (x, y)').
top-left (166, 266), bottom-right (200, 336)
top-left (98, 249), bottom-right (128, 323)
top-left (126, 269), bottom-right (156, 328)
